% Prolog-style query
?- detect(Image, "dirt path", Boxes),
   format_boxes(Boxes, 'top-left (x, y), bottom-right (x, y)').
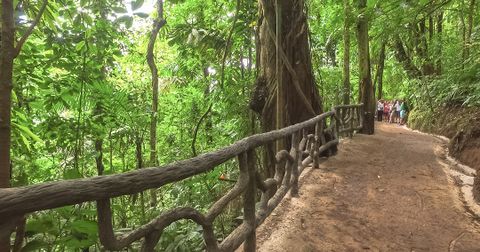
top-left (255, 122), bottom-right (480, 252)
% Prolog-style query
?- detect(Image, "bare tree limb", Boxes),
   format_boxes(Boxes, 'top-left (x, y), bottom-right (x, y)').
top-left (12, 216), bottom-right (25, 252)
top-left (191, 103), bottom-right (213, 156)
top-left (220, 0), bottom-right (241, 89)
top-left (14, 0), bottom-right (49, 58)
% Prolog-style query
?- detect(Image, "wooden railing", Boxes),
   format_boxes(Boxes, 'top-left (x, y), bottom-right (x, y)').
top-left (335, 104), bottom-right (364, 137)
top-left (0, 104), bottom-right (364, 252)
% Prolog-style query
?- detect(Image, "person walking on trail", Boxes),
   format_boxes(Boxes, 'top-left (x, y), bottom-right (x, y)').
top-left (395, 100), bottom-right (401, 123)
top-left (383, 101), bottom-right (390, 122)
top-left (377, 100), bottom-right (384, 122)
top-left (389, 100), bottom-right (397, 123)
top-left (400, 101), bottom-right (409, 125)
top-left (388, 101), bottom-right (394, 123)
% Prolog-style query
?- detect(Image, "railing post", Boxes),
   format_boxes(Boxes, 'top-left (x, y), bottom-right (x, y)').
top-left (319, 120), bottom-right (327, 155)
top-left (332, 112), bottom-right (339, 142)
top-left (349, 107), bottom-right (354, 138)
top-left (313, 122), bottom-right (320, 168)
top-left (360, 104), bottom-right (365, 129)
top-left (291, 131), bottom-right (300, 197)
top-left (243, 149), bottom-right (256, 252)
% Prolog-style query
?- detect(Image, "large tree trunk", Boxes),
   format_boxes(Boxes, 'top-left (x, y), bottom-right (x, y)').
top-left (356, 0), bottom-right (374, 134)
top-left (1, 1), bottom-right (46, 248)
top-left (342, 0), bottom-right (351, 105)
top-left (0, 0), bottom-right (14, 188)
top-left (0, 0), bottom-right (15, 249)
top-left (255, 0), bottom-right (323, 177)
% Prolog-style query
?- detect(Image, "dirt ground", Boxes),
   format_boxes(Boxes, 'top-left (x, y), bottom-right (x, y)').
top-left (255, 122), bottom-right (480, 252)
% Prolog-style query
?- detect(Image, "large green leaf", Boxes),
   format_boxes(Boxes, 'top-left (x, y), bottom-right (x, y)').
top-left (12, 122), bottom-right (43, 143)
top-left (70, 220), bottom-right (98, 235)
top-left (131, 0), bottom-right (144, 11)
top-left (21, 240), bottom-right (50, 252)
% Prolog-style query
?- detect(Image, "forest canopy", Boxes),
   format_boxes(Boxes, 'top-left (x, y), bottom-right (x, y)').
top-left (0, 0), bottom-right (479, 250)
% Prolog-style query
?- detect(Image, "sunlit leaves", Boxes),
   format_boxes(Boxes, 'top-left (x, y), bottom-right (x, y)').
top-left (116, 15), bottom-right (134, 28)
top-left (131, 0), bottom-right (145, 11)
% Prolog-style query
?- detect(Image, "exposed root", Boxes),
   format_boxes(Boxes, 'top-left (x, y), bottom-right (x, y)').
top-left (448, 231), bottom-right (467, 252)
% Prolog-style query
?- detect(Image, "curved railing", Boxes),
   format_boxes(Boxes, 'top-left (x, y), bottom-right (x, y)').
top-left (0, 104), bottom-right (364, 252)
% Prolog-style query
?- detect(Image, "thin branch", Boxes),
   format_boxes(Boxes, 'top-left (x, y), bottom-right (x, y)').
top-left (191, 103), bottom-right (213, 157)
top-left (14, 0), bottom-right (49, 58)
top-left (97, 199), bottom-right (216, 251)
top-left (220, 0), bottom-right (241, 89)
top-left (12, 216), bottom-right (26, 252)
top-left (147, 0), bottom-right (166, 168)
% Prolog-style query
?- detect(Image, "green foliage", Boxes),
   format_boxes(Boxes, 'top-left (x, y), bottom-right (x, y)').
top-left (11, 0), bottom-right (255, 250)
top-left (7, 0), bottom-right (480, 250)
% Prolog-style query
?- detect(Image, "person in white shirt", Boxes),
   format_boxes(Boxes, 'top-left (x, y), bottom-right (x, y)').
top-left (377, 100), bottom-right (384, 122)
top-left (395, 101), bottom-right (402, 123)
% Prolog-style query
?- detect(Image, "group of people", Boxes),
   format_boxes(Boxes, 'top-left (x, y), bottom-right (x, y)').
top-left (376, 99), bottom-right (409, 125)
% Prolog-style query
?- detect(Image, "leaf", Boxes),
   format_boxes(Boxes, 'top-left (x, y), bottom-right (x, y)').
top-left (116, 15), bottom-right (133, 28)
top-left (25, 217), bottom-right (55, 235)
top-left (12, 122), bottom-right (43, 143)
top-left (131, 0), bottom-right (144, 11)
top-left (20, 134), bottom-right (31, 151)
top-left (75, 41), bottom-right (86, 52)
top-left (21, 240), bottom-right (49, 252)
top-left (61, 237), bottom-right (95, 249)
top-left (12, 90), bottom-right (18, 103)
top-left (134, 12), bottom-right (149, 18)
top-left (64, 169), bottom-right (82, 179)
top-left (112, 6), bottom-right (128, 13)
top-left (70, 220), bottom-right (98, 235)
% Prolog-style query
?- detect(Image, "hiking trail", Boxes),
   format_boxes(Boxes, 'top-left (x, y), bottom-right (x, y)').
top-left (255, 122), bottom-right (480, 251)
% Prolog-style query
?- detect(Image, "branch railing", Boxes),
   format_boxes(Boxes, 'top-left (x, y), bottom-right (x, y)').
top-left (0, 104), bottom-right (364, 251)
top-left (335, 104), bottom-right (364, 137)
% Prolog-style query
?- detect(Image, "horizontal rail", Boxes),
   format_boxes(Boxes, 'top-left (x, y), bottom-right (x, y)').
top-left (335, 103), bottom-right (364, 137)
top-left (0, 104), bottom-right (364, 251)
top-left (0, 111), bottom-right (334, 216)
top-left (334, 103), bottom-right (364, 109)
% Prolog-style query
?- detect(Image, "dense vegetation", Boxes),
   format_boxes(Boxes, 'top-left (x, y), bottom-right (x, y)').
top-left (0, 0), bottom-right (479, 250)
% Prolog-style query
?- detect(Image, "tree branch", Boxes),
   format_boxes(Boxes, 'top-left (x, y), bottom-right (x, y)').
top-left (220, 0), bottom-right (241, 89)
top-left (14, 0), bottom-right (49, 58)
top-left (191, 103), bottom-right (213, 157)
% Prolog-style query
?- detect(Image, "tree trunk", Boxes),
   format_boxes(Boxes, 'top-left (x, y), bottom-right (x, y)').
top-left (356, 0), bottom-right (374, 134)
top-left (418, 19), bottom-right (436, 76)
top-left (1, 0), bottom-right (46, 248)
top-left (256, 0), bottom-right (323, 177)
top-left (465, 0), bottom-right (476, 59)
top-left (0, 0), bottom-right (14, 188)
top-left (394, 36), bottom-right (422, 79)
top-left (460, 0), bottom-right (467, 65)
top-left (342, 0), bottom-right (351, 105)
top-left (0, 0), bottom-right (15, 249)
top-left (428, 15), bottom-right (434, 42)
top-left (325, 36), bottom-right (337, 67)
top-left (374, 40), bottom-right (386, 100)
top-left (146, 0), bottom-right (165, 206)
top-left (436, 12), bottom-right (443, 74)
